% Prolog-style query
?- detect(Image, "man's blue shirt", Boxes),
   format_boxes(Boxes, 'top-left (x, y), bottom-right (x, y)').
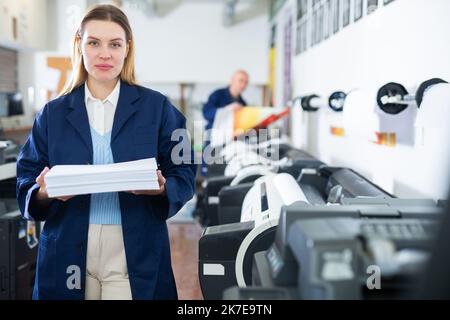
top-left (202, 87), bottom-right (247, 130)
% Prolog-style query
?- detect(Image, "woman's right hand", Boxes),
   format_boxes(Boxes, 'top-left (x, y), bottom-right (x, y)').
top-left (35, 167), bottom-right (73, 202)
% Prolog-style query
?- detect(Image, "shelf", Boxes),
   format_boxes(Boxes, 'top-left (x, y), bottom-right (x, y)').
top-left (0, 162), bottom-right (16, 181)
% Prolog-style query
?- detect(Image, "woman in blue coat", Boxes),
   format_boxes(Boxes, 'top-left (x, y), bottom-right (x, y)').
top-left (16, 4), bottom-right (196, 300)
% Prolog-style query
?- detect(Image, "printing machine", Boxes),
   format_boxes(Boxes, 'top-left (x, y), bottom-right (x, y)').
top-left (222, 199), bottom-right (442, 300)
top-left (290, 217), bottom-right (440, 299)
top-left (419, 199), bottom-right (450, 299)
top-left (205, 136), bottom-right (291, 179)
top-left (198, 167), bottom-right (394, 300)
top-left (216, 165), bottom-right (391, 226)
top-left (195, 145), bottom-right (324, 226)
top-left (199, 173), bottom-right (307, 299)
top-left (195, 137), bottom-right (295, 226)
top-left (0, 197), bottom-right (39, 300)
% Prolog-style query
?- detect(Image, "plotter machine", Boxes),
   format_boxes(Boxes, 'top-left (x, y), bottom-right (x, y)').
top-left (223, 200), bottom-right (443, 300)
top-left (196, 146), bottom-right (324, 227)
top-left (216, 165), bottom-right (393, 226)
top-left (198, 166), bottom-right (395, 299)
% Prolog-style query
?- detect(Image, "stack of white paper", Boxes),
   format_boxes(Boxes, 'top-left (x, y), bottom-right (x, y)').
top-left (45, 158), bottom-right (160, 197)
top-left (210, 104), bottom-right (235, 148)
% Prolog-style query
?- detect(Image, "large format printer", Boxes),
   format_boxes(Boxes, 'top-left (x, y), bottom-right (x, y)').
top-left (195, 137), bottom-right (293, 226)
top-left (223, 199), bottom-right (443, 300)
top-left (196, 143), bottom-right (324, 226)
top-left (204, 135), bottom-right (291, 179)
top-left (198, 166), bottom-right (394, 299)
top-left (216, 165), bottom-right (391, 226)
top-left (289, 217), bottom-right (439, 299)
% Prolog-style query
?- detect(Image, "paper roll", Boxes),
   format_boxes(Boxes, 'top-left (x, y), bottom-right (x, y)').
top-left (415, 83), bottom-right (450, 129)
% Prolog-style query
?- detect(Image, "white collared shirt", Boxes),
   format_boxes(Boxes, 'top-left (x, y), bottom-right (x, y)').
top-left (84, 80), bottom-right (121, 135)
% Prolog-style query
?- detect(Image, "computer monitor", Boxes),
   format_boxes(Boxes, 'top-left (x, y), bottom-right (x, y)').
top-left (7, 92), bottom-right (24, 116)
top-left (0, 92), bottom-right (24, 118)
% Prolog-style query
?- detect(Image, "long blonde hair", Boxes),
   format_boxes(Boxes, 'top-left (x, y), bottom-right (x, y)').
top-left (59, 4), bottom-right (137, 96)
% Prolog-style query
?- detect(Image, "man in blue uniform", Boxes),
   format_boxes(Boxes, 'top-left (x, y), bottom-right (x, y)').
top-left (201, 70), bottom-right (249, 175)
top-left (203, 70), bottom-right (249, 131)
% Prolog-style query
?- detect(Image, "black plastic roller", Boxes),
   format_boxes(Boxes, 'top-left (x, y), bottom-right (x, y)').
top-left (415, 78), bottom-right (448, 108)
top-left (376, 82), bottom-right (409, 115)
top-left (301, 94), bottom-right (320, 112)
top-left (291, 95), bottom-right (320, 112)
top-left (328, 91), bottom-right (347, 112)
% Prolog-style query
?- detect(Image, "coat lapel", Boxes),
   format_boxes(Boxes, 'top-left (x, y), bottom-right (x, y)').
top-left (111, 81), bottom-right (141, 143)
top-left (64, 82), bottom-right (141, 162)
top-left (65, 85), bottom-right (93, 162)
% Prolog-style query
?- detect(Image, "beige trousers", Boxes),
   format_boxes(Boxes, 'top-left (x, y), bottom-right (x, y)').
top-left (85, 224), bottom-right (132, 300)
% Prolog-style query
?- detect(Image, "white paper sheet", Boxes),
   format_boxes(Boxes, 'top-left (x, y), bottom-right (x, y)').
top-left (45, 158), bottom-right (160, 197)
top-left (210, 104), bottom-right (235, 148)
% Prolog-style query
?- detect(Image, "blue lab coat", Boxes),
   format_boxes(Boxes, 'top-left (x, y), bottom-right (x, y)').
top-left (202, 87), bottom-right (247, 131)
top-left (16, 82), bottom-right (196, 300)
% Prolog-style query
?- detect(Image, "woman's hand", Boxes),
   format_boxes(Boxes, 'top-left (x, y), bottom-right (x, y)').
top-left (129, 170), bottom-right (166, 196)
top-left (35, 167), bottom-right (74, 202)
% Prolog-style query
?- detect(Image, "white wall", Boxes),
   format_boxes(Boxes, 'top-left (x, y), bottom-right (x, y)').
top-left (270, 2), bottom-right (296, 109)
top-left (122, 1), bottom-right (269, 84)
top-left (0, 0), bottom-right (48, 50)
top-left (293, 0), bottom-right (450, 95)
top-left (0, 0), bottom-right (50, 128)
top-left (16, 52), bottom-right (36, 126)
top-left (12, 1), bottom-right (269, 122)
top-left (20, 0), bottom-right (88, 125)
top-left (54, 0), bottom-right (88, 54)
top-left (273, 0), bottom-right (450, 199)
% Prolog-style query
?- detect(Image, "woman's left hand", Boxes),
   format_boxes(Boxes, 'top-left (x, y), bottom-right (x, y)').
top-left (129, 170), bottom-right (166, 196)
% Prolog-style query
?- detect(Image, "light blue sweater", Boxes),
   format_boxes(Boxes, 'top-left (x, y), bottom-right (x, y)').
top-left (88, 127), bottom-right (122, 225)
